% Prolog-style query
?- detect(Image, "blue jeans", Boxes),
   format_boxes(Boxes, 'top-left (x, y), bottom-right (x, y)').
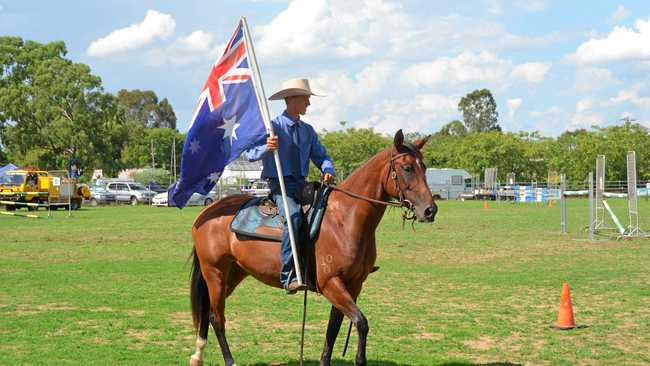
top-left (268, 177), bottom-right (304, 288)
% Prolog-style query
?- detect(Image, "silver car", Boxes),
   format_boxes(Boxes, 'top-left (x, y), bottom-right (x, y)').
top-left (88, 185), bottom-right (116, 206)
top-left (105, 181), bottom-right (156, 205)
top-left (152, 190), bottom-right (216, 207)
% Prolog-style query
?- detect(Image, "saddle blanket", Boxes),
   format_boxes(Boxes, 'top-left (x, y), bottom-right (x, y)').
top-left (229, 185), bottom-right (332, 242)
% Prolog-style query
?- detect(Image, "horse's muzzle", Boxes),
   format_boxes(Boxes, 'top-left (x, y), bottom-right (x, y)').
top-left (416, 205), bottom-right (438, 222)
top-left (420, 205), bottom-right (437, 222)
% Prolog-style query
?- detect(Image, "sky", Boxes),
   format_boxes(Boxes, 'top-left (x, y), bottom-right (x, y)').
top-left (2, 0), bottom-right (650, 137)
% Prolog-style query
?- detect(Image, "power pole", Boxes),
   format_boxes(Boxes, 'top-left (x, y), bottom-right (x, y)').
top-left (170, 135), bottom-right (177, 183)
top-left (150, 139), bottom-right (156, 169)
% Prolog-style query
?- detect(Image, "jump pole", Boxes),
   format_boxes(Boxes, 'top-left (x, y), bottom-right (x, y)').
top-left (560, 173), bottom-right (567, 234)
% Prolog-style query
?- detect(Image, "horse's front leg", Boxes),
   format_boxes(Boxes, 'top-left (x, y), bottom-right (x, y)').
top-left (320, 277), bottom-right (367, 366)
top-left (319, 306), bottom-right (345, 366)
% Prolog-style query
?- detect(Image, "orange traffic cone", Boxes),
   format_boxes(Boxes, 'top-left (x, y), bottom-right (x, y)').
top-left (547, 200), bottom-right (554, 208)
top-left (552, 283), bottom-right (576, 330)
top-left (483, 200), bottom-right (489, 209)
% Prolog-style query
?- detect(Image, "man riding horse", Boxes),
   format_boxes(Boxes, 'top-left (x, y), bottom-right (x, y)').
top-left (244, 78), bottom-right (335, 294)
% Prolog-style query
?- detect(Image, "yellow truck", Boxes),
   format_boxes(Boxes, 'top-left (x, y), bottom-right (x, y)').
top-left (0, 169), bottom-right (90, 211)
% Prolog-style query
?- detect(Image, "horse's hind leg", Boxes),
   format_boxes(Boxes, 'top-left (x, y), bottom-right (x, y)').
top-left (320, 277), bottom-right (367, 366)
top-left (202, 262), bottom-right (238, 366)
top-left (189, 308), bottom-right (210, 366)
top-left (319, 306), bottom-right (345, 366)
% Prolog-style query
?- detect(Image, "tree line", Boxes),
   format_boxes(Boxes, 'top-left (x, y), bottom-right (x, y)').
top-left (0, 37), bottom-right (183, 179)
top-left (2, 38), bottom-right (648, 186)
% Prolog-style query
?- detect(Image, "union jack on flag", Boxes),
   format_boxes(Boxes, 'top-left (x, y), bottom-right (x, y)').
top-left (169, 20), bottom-right (267, 208)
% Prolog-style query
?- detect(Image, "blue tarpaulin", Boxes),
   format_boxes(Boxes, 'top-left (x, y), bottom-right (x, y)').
top-left (0, 163), bottom-right (18, 176)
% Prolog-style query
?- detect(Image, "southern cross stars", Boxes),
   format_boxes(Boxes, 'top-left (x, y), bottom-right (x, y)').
top-left (220, 115), bottom-right (237, 140)
top-left (189, 138), bottom-right (200, 154)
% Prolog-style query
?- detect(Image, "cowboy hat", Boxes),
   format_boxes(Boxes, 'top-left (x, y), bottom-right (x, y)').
top-left (268, 78), bottom-right (323, 100)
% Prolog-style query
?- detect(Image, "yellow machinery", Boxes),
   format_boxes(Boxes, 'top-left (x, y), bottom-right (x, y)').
top-left (0, 169), bottom-right (90, 212)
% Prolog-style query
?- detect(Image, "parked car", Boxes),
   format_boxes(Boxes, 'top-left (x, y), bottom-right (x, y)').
top-left (88, 184), bottom-right (116, 206)
top-left (152, 190), bottom-right (217, 207)
top-left (240, 180), bottom-right (270, 197)
top-left (105, 181), bottom-right (156, 205)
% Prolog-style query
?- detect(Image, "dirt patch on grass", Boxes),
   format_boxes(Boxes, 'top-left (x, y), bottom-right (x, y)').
top-left (416, 332), bottom-right (444, 341)
top-left (92, 306), bottom-right (116, 313)
top-left (168, 311), bottom-right (194, 328)
top-left (126, 309), bottom-right (145, 317)
top-left (7, 302), bottom-right (77, 316)
top-left (126, 329), bottom-right (160, 342)
top-left (463, 336), bottom-right (496, 350)
top-left (85, 336), bottom-right (111, 345)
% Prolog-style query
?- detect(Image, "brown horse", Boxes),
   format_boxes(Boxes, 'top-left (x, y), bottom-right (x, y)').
top-left (188, 130), bottom-right (437, 366)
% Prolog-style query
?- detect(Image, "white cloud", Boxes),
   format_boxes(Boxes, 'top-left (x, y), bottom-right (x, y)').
top-left (574, 67), bottom-right (618, 92)
top-left (507, 98), bottom-right (522, 117)
top-left (484, 0), bottom-right (546, 15)
top-left (357, 94), bottom-right (460, 134)
top-left (87, 10), bottom-right (175, 57)
top-left (620, 111), bottom-right (633, 120)
top-left (255, 0), bottom-right (408, 62)
top-left (575, 97), bottom-right (593, 113)
top-left (401, 52), bottom-right (550, 88)
top-left (138, 29), bottom-right (224, 67)
top-left (609, 5), bottom-right (631, 24)
top-left (530, 106), bottom-right (561, 119)
top-left (511, 62), bottom-right (551, 82)
top-left (178, 30), bottom-right (214, 52)
top-left (571, 111), bottom-right (605, 128)
top-left (306, 61), bottom-right (461, 134)
top-left (573, 17), bottom-right (650, 64)
top-left (254, 0), bottom-right (557, 64)
top-left (515, 0), bottom-right (547, 12)
top-left (610, 85), bottom-right (650, 107)
top-left (571, 97), bottom-right (606, 129)
top-left (487, 0), bottom-right (503, 15)
top-left (309, 61), bottom-right (396, 131)
top-left (401, 51), bottom-right (512, 88)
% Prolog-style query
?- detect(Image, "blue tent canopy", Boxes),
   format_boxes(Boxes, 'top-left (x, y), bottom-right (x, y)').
top-left (0, 163), bottom-right (18, 176)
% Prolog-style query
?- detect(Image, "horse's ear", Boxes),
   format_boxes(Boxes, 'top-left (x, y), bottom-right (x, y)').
top-left (413, 135), bottom-right (431, 150)
top-left (393, 129), bottom-right (404, 148)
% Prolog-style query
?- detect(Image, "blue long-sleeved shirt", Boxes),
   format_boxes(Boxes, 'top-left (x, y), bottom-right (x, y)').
top-left (243, 111), bottom-right (335, 179)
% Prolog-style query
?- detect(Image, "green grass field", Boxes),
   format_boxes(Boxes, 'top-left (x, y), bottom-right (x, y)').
top-left (1, 199), bottom-right (649, 365)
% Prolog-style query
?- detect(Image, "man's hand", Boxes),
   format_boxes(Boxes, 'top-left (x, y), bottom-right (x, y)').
top-left (266, 136), bottom-right (278, 152)
top-left (322, 172), bottom-right (335, 184)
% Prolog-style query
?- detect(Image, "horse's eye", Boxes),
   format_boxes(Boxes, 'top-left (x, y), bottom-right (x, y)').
top-left (402, 165), bottom-right (414, 173)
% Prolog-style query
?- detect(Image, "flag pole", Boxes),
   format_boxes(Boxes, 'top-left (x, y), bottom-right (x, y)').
top-left (241, 17), bottom-right (304, 286)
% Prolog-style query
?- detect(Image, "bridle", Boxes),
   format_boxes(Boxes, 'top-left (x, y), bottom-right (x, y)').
top-left (327, 146), bottom-right (422, 229)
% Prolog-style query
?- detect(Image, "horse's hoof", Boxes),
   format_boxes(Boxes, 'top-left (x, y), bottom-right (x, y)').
top-left (189, 356), bottom-right (203, 366)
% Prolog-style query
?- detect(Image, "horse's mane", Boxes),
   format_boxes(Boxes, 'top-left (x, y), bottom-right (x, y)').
top-left (339, 141), bottom-right (423, 187)
top-left (339, 148), bottom-right (392, 188)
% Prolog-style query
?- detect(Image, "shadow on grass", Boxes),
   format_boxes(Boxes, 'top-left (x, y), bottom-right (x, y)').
top-left (250, 361), bottom-right (522, 366)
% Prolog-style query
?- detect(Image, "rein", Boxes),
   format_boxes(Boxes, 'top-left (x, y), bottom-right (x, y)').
top-left (326, 149), bottom-right (418, 230)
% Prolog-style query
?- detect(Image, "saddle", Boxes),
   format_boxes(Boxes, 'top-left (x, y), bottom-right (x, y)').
top-left (229, 182), bottom-right (331, 292)
top-left (230, 182), bottom-right (332, 243)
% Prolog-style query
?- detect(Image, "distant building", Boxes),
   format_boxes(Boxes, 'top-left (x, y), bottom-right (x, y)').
top-left (426, 168), bottom-right (472, 200)
top-left (220, 157), bottom-right (263, 184)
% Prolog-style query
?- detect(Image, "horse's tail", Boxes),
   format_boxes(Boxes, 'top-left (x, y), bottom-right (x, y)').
top-left (190, 248), bottom-right (209, 331)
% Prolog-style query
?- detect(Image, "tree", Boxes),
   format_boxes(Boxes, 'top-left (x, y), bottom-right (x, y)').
top-left (311, 128), bottom-right (391, 180)
top-left (120, 127), bottom-right (185, 171)
top-left (131, 168), bottom-right (171, 186)
top-left (458, 89), bottom-right (499, 132)
top-left (0, 37), bottom-right (129, 177)
top-left (438, 120), bottom-right (467, 136)
top-left (117, 89), bottom-right (177, 129)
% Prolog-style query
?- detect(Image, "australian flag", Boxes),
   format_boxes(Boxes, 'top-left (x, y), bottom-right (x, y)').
top-left (169, 20), bottom-right (267, 208)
